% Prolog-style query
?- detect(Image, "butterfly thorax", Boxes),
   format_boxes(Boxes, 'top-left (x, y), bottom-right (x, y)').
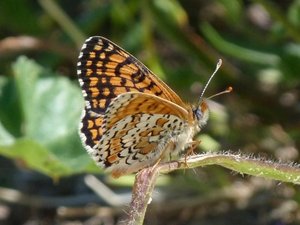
top-left (164, 102), bottom-right (208, 160)
top-left (167, 123), bottom-right (195, 157)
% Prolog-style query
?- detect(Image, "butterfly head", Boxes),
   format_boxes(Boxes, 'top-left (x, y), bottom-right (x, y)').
top-left (194, 59), bottom-right (232, 129)
top-left (194, 100), bottom-right (209, 128)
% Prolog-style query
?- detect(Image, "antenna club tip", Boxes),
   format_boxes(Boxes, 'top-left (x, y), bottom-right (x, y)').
top-left (227, 86), bottom-right (233, 92)
top-left (217, 59), bottom-right (222, 67)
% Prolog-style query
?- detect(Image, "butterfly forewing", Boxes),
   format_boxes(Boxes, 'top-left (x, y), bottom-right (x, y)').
top-left (77, 36), bottom-right (186, 150)
top-left (77, 36), bottom-right (202, 177)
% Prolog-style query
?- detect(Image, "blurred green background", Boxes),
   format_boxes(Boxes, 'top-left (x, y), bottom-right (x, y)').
top-left (0, 0), bottom-right (299, 224)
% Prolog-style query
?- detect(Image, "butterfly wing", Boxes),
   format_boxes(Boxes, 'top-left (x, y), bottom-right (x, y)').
top-left (92, 92), bottom-right (192, 177)
top-left (77, 36), bottom-right (186, 150)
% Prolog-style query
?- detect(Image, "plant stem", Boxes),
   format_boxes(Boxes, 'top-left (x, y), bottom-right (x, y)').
top-left (120, 152), bottom-right (300, 224)
top-left (38, 0), bottom-right (85, 48)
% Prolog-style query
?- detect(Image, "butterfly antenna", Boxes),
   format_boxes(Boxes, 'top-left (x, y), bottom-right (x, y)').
top-left (207, 86), bottom-right (233, 100)
top-left (199, 59), bottom-right (223, 101)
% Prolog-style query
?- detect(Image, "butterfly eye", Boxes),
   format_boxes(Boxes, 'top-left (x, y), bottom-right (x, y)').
top-left (193, 101), bottom-right (209, 128)
top-left (194, 108), bottom-right (203, 121)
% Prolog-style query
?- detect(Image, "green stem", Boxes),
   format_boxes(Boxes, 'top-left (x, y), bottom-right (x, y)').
top-left (122, 152), bottom-right (300, 224)
top-left (253, 0), bottom-right (300, 42)
top-left (201, 23), bottom-right (280, 65)
top-left (160, 153), bottom-right (300, 184)
top-left (38, 0), bottom-right (85, 48)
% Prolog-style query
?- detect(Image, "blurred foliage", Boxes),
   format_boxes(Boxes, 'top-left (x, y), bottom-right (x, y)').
top-left (0, 0), bottom-right (299, 224)
top-left (0, 56), bottom-right (97, 177)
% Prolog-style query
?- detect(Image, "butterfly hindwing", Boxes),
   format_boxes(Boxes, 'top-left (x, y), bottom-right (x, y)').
top-left (95, 92), bottom-right (190, 177)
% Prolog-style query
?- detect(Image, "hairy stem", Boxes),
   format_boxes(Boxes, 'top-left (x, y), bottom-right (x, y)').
top-left (121, 152), bottom-right (300, 224)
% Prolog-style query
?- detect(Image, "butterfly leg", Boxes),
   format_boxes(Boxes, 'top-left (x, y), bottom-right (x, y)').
top-left (149, 139), bottom-right (176, 174)
top-left (184, 140), bottom-right (201, 167)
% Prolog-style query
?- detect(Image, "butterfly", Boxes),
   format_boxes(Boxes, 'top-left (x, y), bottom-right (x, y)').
top-left (77, 36), bottom-right (229, 178)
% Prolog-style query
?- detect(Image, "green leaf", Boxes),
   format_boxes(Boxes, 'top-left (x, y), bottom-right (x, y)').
top-left (0, 76), bottom-right (22, 137)
top-left (152, 0), bottom-right (188, 27)
top-left (0, 0), bottom-right (41, 34)
top-left (0, 138), bottom-right (71, 178)
top-left (0, 56), bottom-right (101, 178)
top-left (201, 23), bottom-right (280, 65)
top-left (0, 121), bottom-right (14, 146)
top-left (217, 0), bottom-right (243, 24)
